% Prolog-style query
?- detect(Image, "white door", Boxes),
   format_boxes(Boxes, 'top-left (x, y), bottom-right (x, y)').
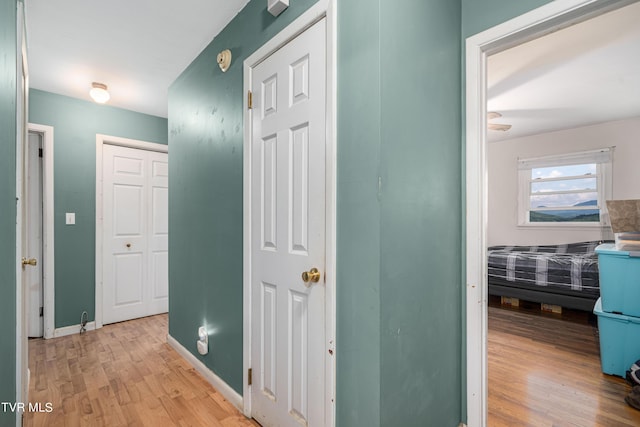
top-left (250, 18), bottom-right (327, 427)
top-left (102, 144), bottom-right (168, 324)
top-left (27, 131), bottom-right (44, 337)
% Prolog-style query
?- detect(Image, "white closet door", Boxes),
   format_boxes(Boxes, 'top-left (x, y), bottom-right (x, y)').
top-left (250, 18), bottom-right (327, 427)
top-left (102, 144), bottom-right (168, 324)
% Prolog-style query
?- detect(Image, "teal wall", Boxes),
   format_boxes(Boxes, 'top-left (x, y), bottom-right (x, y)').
top-left (29, 89), bottom-right (167, 328)
top-left (168, 0), bottom-right (319, 396)
top-left (339, 1), bottom-right (464, 424)
top-left (462, 0), bottom-right (553, 37)
top-left (168, 0), bottom-right (564, 425)
top-left (171, 0), bottom-right (463, 425)
top-left (378, 1), bottom-right (462, 424)
top-left (336, 1), bottom-right (381, 424)
top-left (0, 1), bottom-right (18, 424)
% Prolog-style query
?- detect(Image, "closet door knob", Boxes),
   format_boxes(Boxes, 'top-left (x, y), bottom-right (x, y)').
top-left (301, 268), bottom-right (321, 286)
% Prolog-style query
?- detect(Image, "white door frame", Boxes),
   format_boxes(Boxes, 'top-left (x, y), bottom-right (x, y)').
top-left (16, 2), bottom-right (28, 424)
top-left (27, 123), bottom-right (55, 339)
top-left (242, 0), bottom-right (337, 424)
top-left (465, 0), bottom-right (637, 425)
top-left (95, 134), bottom-right (168, 329)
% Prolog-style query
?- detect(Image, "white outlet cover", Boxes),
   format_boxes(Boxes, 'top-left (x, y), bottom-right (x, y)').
top-left (65, 212), bottom-right (75, 225)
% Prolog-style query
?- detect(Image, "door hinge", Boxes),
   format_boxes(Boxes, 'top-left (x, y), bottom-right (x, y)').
top-left (39, 307), bottom-right (43, 317)
top-left (247, 90), bottom-right (253, 110)
top-left (38, 148), bottom-right (43, 158)
top-left (248, 368), bottom-right (252, 385)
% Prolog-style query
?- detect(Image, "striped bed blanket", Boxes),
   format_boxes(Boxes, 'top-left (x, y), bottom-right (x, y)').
top-left (487, 241), bottom-right (603, 297)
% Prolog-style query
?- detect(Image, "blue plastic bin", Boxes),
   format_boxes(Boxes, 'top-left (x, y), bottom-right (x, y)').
top-left (595, 243), bottom-right (640, 317)
top-left (594, 298), bottom-right (640, 377)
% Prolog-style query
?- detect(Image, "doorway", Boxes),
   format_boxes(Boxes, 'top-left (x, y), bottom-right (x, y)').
top-left (95, 135), bottom-right (169, 328)
top-left (24, 124), bottom-right (55, 339)
top-left (26, 130), bottom-right (43, 337)
top-left (242, 2), bottom-right (337, 426)
top-left (465, 0), bottom-right (638, 425)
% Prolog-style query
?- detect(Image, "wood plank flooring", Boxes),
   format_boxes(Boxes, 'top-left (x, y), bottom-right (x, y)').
top-left (489, 303), bottom-right (640, 426)
top-left (26, 306), bottom-right (640, 426)
top-left (25, 314), bottom-right (260, 427)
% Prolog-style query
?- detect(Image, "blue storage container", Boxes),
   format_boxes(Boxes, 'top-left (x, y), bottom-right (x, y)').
top-left (594, 298), bottom-right (640, 377)
top-left (595, 243), bottom-right (640, 317)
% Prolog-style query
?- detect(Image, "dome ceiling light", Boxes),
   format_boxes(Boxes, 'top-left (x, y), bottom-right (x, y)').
top-left (90, 82), bottom-right (110, 104)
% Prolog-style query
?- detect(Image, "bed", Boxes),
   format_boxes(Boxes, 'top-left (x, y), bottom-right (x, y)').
top-left (487, 241), bottom-right (606, 311)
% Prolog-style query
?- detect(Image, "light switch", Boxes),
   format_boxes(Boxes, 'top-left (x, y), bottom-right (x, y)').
top-left (65, 212), bottom-right (75, 225)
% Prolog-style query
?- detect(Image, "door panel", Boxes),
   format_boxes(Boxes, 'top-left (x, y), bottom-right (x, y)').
top-left (261, 281), bottom-right (277, 400)
top-left (151, 251), bottom-right (169, 300)
top-left (113, 184), bottom-right (144, 235)
top-left (114, 253), bottom-right (144, 305)
top-left (290, 124), bottom-right (309, 254)
top-left (250, 18), bottom-right (326, 427)
top-left (102, 144), bottom-right (168, 324)
top-left (148, 152), bottom-right (168, 314)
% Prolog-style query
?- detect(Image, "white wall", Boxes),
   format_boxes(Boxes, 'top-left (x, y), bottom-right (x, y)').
top-left (488, 116), bottom-right (640, 246)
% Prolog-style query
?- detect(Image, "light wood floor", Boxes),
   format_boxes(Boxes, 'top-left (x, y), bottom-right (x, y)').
top-left (25, 314), bottom-right (260, 427)
top-left (26, 307), bottom-right (640, 426)
top-left (489, 303), bottom-right (640, 426)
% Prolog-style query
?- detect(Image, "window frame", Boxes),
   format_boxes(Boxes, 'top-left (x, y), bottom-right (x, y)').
top-left (517, 148), bottom-right (613, 227)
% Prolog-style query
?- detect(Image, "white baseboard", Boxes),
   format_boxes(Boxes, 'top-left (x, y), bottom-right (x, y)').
top-left (53, 321), bottom-right (96, 338)
top-left (167, 334), bottom-right (244, 411)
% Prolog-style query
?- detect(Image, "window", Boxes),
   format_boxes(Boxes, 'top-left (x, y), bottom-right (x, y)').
top-left (518, 148), bottom-right (612, 226)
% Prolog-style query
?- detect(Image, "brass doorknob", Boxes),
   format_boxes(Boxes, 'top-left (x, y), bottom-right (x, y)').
top-left (22, 257), bottom-right (37, 267)
top-left (301, 268), bottom-right (321, 286)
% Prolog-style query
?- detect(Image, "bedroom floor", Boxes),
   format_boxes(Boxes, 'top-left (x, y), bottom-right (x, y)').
top-left (488, 297), bottom-right (640, 426)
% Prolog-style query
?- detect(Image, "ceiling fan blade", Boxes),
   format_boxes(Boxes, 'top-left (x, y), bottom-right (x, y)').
top-left (488, 123), bottom-right (512, 131)
top-left (487, 111), bottom-right (502, 120)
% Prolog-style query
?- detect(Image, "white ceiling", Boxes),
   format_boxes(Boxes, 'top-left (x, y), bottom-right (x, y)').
top-left (487, 1), bottom-right (640, 143)
top-left (25, 0), bottom-right (251, 118)
top-left (25, 2), bottom-right (640, 126)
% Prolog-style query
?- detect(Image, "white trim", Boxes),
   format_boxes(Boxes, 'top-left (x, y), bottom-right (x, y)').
top-left (53, 321), bottom-right (96, 338)
top-left (28, 123), bottom-right (55, 339)
top-left (16, 3), bottom-right (28, 425)
top-left (242, 1), bottom-right (336, 425)
top-left (324, 2), bottom-right (338, 426)
top-left (465, 1), bottom-right (636, 426)
top-left (242, 57), bottom-right (252, 417)
top-left (167, 334), bottom-right (244, 411)
top-left (95, 134), bottom-right (168, 329)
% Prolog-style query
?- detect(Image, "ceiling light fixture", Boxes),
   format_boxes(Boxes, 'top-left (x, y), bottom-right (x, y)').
top-left (90, 82), bottom-right (110, 104)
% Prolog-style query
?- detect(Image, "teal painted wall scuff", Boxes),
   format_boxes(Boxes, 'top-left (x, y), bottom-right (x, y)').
top-left (29, 89), bottom-right (167, 328)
